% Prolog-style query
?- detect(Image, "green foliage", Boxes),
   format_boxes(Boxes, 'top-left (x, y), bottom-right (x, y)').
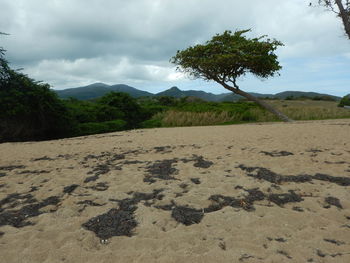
top-left (0, 69), bottom-right (75, 142)
top-left (0, 32), bottom-right (10, 82)
top-left (338, 95), bottom-right (350, 107)
top-left (77, 119), bottom-right (127, 136)
top-left (157, 96), bottom-right (178, 106)
top-left (97, 92), bottom-right (146, 127)
top-left (171, 30), bottom-right (283, 85)
top-left (63, 98), bottom-right (124, 123)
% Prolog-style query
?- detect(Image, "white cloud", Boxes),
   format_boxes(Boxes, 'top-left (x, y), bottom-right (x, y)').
top-left (0, 0), bottom-right (349, 95)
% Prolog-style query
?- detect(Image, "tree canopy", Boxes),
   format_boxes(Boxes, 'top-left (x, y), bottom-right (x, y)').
top-left (171, 30), bottom-right (293, 122)
top-left (171, 30), bottom-right (283, 87)
top-left (313, 0), bottom-right (350, 39)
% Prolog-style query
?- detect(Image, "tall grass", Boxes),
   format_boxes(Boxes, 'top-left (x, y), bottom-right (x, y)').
top-left (155, 100), bottom-right (350, 127)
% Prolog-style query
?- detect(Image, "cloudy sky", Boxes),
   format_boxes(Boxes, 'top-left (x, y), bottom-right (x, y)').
top-left (1, 0), bottom-right (349, 96)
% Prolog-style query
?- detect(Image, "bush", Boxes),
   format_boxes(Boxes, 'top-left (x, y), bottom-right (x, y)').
top-left (338, 95), bottom-right (350, 107)
top-left (0, 69), bottom-right (75, 142)
top-left (97, 92), bottom-right (146, 127)
top-left (77, 119), bottom-right (127, 136)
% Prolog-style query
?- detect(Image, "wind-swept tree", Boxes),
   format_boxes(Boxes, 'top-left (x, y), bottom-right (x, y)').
top-left (171, 30), bottom-right (293, 122)
top-left (312, 0), bottom-right (350, 39)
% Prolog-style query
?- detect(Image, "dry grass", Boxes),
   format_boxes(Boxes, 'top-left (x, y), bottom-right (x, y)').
top-left (268, 100), bottom-right (350, 120)
top-left (160, 111), bottom-right (237, 126)
top-left (157, 100), bottom-right (350, 127)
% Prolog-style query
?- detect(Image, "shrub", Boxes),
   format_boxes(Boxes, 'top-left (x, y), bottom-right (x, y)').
top-left (0, 69), bottom-right (75, 142)
top-left (77, 119), bottom-right (127, 136)
top-left (338, 95), bottom-right (350, 107)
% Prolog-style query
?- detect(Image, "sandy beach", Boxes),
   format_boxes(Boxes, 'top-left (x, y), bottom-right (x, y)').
top-left (0, 119), bottom-right (350, 263)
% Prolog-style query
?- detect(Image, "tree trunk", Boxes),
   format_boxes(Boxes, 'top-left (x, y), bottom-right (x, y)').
top-left (335, 0), bottom-right (350, 39)
top-left (221, 83), bottom-right (294, 122)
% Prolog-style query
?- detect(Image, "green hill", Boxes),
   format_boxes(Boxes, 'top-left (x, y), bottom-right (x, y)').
top-left (55, 83), bottom-right (153, 100)
top-left (54, 83), bottom-right (341, 102)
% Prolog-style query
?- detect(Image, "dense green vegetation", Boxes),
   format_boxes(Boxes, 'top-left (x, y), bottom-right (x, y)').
top-left (1, 36), bottom-right (349, 143)
top-left (338, 95), bottom-right (350, 107)
top-left (0, 52), bottom-right (75, 142)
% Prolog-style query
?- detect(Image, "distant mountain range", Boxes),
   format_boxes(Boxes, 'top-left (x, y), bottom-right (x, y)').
top-left (54, 83), bottom-right (341, 101)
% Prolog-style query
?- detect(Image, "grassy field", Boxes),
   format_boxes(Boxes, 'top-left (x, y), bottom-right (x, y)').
top-left (155, 100), bottom-right (350, 127)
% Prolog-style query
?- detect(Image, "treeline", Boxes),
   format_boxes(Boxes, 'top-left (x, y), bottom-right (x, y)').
top-left (0, 65), bottom-right (261, 142)
top-left (1, 42), bottom-right (349, 142)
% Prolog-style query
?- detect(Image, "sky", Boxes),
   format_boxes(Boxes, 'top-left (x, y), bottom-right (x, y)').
top-left (0, 0), bottom-right (349, 96)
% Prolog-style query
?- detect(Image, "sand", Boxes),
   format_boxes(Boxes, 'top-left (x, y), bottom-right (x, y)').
top-left (0, 119), bottom-right (350, 263)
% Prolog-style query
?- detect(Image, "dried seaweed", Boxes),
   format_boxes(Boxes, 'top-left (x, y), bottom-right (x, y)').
top-left (63, 184), bottom-right (79, 194)
top-left (268, 191), bottom-right (303, 206)
top-left (171, 206), bottom-right (204, 225)
top-left (324, 196), bottom-right (343, 209)
top-left (260, 151), bottom-right (294, 157)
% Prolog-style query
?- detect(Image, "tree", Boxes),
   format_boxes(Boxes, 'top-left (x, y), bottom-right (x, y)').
top-left (0, 32), bottom-right (10, 82)
top-left (338, 94), bottom-right (350, 107)
top-left (312, 0), bottom-right (350, 39)
top-left (171, 30), bottom-right (293, 122)
top-left (0, 34), bottom-right (75, 141)
top-left (97, 92), bottom-right (145, 127)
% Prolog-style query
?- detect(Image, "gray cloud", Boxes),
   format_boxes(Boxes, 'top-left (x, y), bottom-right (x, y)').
top-left (1, 0), bottom-right (349, 95)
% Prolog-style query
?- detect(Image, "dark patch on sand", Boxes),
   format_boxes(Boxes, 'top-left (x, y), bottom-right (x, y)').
top-left (29, 186), bottom-right (39, 192)
top-left (90, 164), bottom-right (110, 176)
top-left (316, 249), bottom-right (326, 257)
top-left (32, 156), bottom-right (54, 161)
top-left (190, 178), bottom-right (201, 184)
top-left (323, 238), bottom-right (345, 246)
top-left (17, 170), bottom-right (51, 174)
top-left (89, 182), bottom-right (109, 191)
top-left (292, 206), bottom-right (304, 212)
top-left (275, 237), bottom-right (287, 242)
top-left (154, 146), bottom-right (172, 153)
top-left (109, 154), bottom-right (125, 161)
top-left (238, 164), bottom-right (350, 186)
top-left (306, 149), bottom-right (323, 153)
top-left (204, 188), bottom-right (265, 213)
top-left (63, 184), bottom-right (79, 194)
top-left (154, 203), bottom-right (175, 211)
top-left (239, 254), bottom-right (255, 262)
top-left (193, 155), bottom-right (213, 168)
top-left (268, 191), bottom-right (303, 206)
top-left (77, 200), bottom-right (105, 207)
top-left (277, 250), bottom-right (292, 259)
top-left (83, 189), bottom-right (163, 239)
top-left (82, 207), bottom-right (137, 239)
top-left (84, 175), bottom-right (99, 183)
top-left (314, 173), bottom-right (350, 186)
top-left (324, 196), bottom-right (343, 209)
top-left (144, 159), bottom-right (179, 183)
top-left (0, 195), bottom-right (60, 227)
top-left (171, 206), bottom-right (204, 225)
top-left (0, 173), bottom-right (7, 177)
top-left (324, 161), bottom-right (347, 164)
top-left (260, 151), bottom-right (294, 157)
top-left (0, 165), bottom-right (25, 171)
top-left (122, 160), bottom-right (144, 165)
top-left (77, 200), bottom-right (106, 212)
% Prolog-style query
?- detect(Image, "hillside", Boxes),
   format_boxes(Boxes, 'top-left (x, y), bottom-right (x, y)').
top-left (55, 83), bottom-right (153, 100)
top-left (54, 83), bottom-right (342, 102)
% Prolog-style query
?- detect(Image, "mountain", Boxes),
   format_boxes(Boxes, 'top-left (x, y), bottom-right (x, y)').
top-left (54, 84), bottom-right (341, 102)
top-left (155, 86), bottom-right (185, 98)
top-left (55, 83), bottom-right (153, 100)
top-left (155, 86), bottom-right (227, 101)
